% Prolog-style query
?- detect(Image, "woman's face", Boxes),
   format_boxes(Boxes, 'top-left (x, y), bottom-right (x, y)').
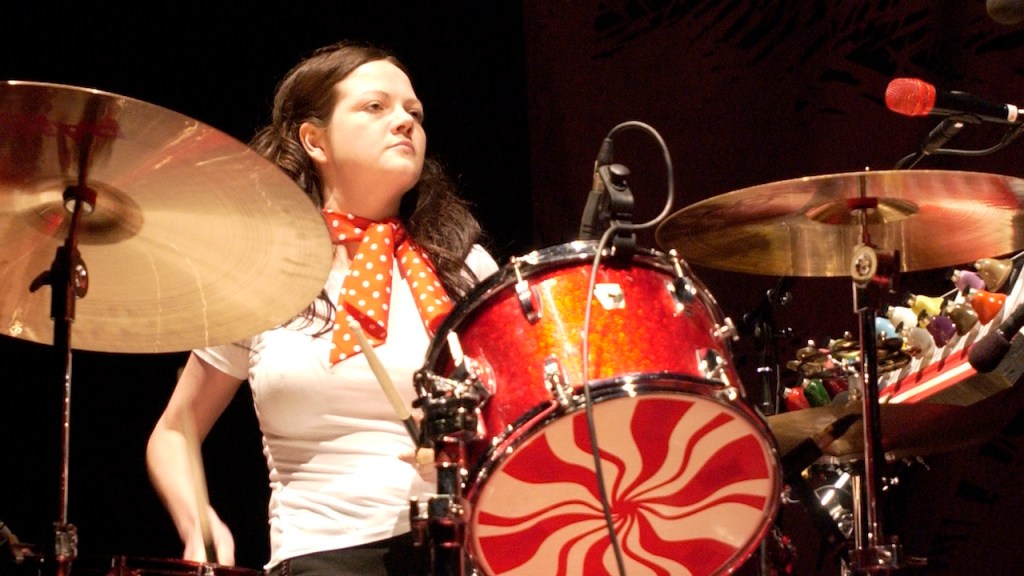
top-left (306, 59), bottom-right (427, 215)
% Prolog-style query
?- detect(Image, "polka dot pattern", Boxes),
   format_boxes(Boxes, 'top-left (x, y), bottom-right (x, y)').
top-left (322, 210), bottom-right (452, 364)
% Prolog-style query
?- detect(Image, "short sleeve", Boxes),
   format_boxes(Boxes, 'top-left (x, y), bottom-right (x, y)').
top-left (194, 341), bottom-right (251, 380)
top-left (466, 244), bottom-right (500, 282)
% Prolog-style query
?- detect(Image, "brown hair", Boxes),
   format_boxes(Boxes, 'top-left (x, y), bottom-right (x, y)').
top-left (250, 41), bottom-right (485, 331)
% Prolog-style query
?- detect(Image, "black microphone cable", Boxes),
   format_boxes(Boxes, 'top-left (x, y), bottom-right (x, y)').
top-left (580, 120), bottom-right (674, 576)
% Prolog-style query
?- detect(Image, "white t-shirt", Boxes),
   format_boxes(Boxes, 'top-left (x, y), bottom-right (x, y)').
top-left (197, 244), bottom-right (499, 569)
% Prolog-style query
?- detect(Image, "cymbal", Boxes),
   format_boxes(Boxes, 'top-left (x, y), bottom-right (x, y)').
top-left (0, 81), bottom-right (332, 353)
top-left (767, 400), bottom-right (985, 461)
top-left (655, 170), bottom-right (1024, 277)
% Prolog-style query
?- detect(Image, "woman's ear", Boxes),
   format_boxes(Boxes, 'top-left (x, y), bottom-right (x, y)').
top-left (299, 122), bottom-right (328, 164)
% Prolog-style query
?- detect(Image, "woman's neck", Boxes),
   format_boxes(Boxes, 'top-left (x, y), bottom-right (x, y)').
top-left (322, 188), bottom-right (403, 221)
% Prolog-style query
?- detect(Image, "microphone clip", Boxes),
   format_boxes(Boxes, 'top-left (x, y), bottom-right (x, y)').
top-left (578, 163), bottom-right (637, 264)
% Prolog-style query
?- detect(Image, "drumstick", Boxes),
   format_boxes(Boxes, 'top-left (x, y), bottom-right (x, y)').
top-left (346, 317), bottom-right (421, 445)
top-left (447, 331), bottom-right (464, 368)
top-left (182, 409), bottom-right (218, 565)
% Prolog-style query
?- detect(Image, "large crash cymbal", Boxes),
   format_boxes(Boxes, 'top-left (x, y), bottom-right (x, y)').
top-left (0, 81), bottom-right (332, 353)
top-left (656, 170), bottom-right (1024, 276)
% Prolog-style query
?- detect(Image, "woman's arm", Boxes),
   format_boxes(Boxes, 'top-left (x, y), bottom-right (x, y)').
top-left (146, 352), bottom-right (245, 565)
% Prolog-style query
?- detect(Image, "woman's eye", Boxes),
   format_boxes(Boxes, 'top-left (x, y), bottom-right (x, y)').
top-left (409, 109), bottom-right (425, 122)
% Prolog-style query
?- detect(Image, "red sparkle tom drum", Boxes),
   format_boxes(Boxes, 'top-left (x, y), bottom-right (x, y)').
top-left (421, 242), bottom-right (781, 576)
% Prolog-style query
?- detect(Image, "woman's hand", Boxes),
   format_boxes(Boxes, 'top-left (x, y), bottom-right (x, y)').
top-left (399, 447), bottom-right (437, 483)
top-left (182, 507), bottom-right (236, 566)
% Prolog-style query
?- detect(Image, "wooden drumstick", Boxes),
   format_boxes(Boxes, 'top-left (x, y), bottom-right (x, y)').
top-left (346, 318), bottom-right (421, 445)
top-left (182, 409), bottom-right (218, 565)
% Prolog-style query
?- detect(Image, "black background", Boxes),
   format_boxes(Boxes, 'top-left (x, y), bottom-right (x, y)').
top-left (0, 2), bottom-right (530, 571)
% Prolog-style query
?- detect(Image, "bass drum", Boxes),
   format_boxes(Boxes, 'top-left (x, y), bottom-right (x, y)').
top-left (421, 241), bottom-right (781, 576)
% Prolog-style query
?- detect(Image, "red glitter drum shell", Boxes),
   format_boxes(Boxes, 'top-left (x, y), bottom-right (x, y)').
top-left (467, 393), bottom-right (780, 576)
top-left (427, 244), bottom-right (748, 471)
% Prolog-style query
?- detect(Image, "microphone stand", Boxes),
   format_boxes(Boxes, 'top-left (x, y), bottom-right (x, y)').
top-left (742, 276), bottom-right (795, 417)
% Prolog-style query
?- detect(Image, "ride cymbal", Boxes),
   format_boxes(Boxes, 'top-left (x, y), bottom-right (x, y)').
top-left (656, 170), bottom-right (1024, 277)
top-left (0, 81), bottom-right (332, 353)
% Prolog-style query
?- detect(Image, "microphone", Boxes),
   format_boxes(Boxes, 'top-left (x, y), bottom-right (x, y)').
top-left (578, 137), bottom-right (613, 240)
top-left (969, 300), bottom-right (1024, 372)
top-left (988, 0), bottom-right (1024, 25)
top-left (885, 78), bottom-right (1022, 124)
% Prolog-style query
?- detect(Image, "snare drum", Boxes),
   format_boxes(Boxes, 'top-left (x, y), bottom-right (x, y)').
top-left (420, 242), bottom-right (781, 576)
top-left (76, 556), bottom-right (262, 576)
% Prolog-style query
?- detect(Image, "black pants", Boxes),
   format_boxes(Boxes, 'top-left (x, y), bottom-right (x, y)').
top-left (267, 533), bottom-right (429, 576)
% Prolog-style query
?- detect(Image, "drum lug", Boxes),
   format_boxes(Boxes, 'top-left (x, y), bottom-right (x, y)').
top-left (700, 348), bottom-right (742, 399)
top-left (699, 349), bottom-right (740, 401)
top-left (544, 356), bottom-right (575, 409)
top-left (512, 257), bottom-right (541, 323)
top-left (668, 249), bottom-right (697, 310)
top-left (699, 348), bottom-right (728, 381)
top-left (669, 277), bottom-right (697, 310)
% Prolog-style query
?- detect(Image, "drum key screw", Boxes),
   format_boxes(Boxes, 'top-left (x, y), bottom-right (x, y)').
top-left (511, 257), bottom-right (541, 323)
top-left (668, 250), bottom-right (698, 310)
top-left (543, 356), bottom-right (575, 409)
top-left (715, 317), bottom-right (739, 343)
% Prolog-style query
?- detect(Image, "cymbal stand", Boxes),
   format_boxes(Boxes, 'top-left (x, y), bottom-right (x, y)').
top-left (29, 184), bottom-right (95, 576)
top-left (741, 277), bottom-right (795, 575)
top-left (845, 193), bottom-right (903, 574)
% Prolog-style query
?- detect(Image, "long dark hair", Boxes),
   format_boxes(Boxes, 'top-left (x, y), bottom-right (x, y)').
top-left (251, 41), bottom-right (485, 329)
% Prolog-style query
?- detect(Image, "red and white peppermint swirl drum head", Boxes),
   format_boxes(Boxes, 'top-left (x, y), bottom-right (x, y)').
top-left (467, 386), bottom-right (779, 576)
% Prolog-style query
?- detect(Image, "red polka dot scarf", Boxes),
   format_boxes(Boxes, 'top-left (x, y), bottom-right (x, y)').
top-left (322, 210), bottom-right (453, 364)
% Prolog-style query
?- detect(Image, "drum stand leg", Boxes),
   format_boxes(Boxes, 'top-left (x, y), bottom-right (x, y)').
top-left (413, 440), bottom-right (467, 576)
top-left (410, 434), bottom-right (471, 576)
top-left (413, 365), bottom-right (490, 576)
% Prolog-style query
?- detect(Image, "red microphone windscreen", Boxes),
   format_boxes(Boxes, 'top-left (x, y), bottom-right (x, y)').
top-left (885, 78), bottom-right (937, 116)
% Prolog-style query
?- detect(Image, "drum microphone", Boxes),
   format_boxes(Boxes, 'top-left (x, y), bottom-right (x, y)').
top-left (885, 77), bottom-right (1023, 124)
top-left (988, 0), bottom-right (1024, 25)
top-left (968, 300), bottom-right (1024, 372)
top-left (579, 137), bottom-right (614, 240)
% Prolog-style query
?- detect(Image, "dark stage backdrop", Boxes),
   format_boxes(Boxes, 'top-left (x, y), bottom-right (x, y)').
top-left (0, 2), bottom-right (530, 572)
top-left (520, 1), bottom-right (1024, 574)
top-left (4, 1), bottom-right (1024, 574)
